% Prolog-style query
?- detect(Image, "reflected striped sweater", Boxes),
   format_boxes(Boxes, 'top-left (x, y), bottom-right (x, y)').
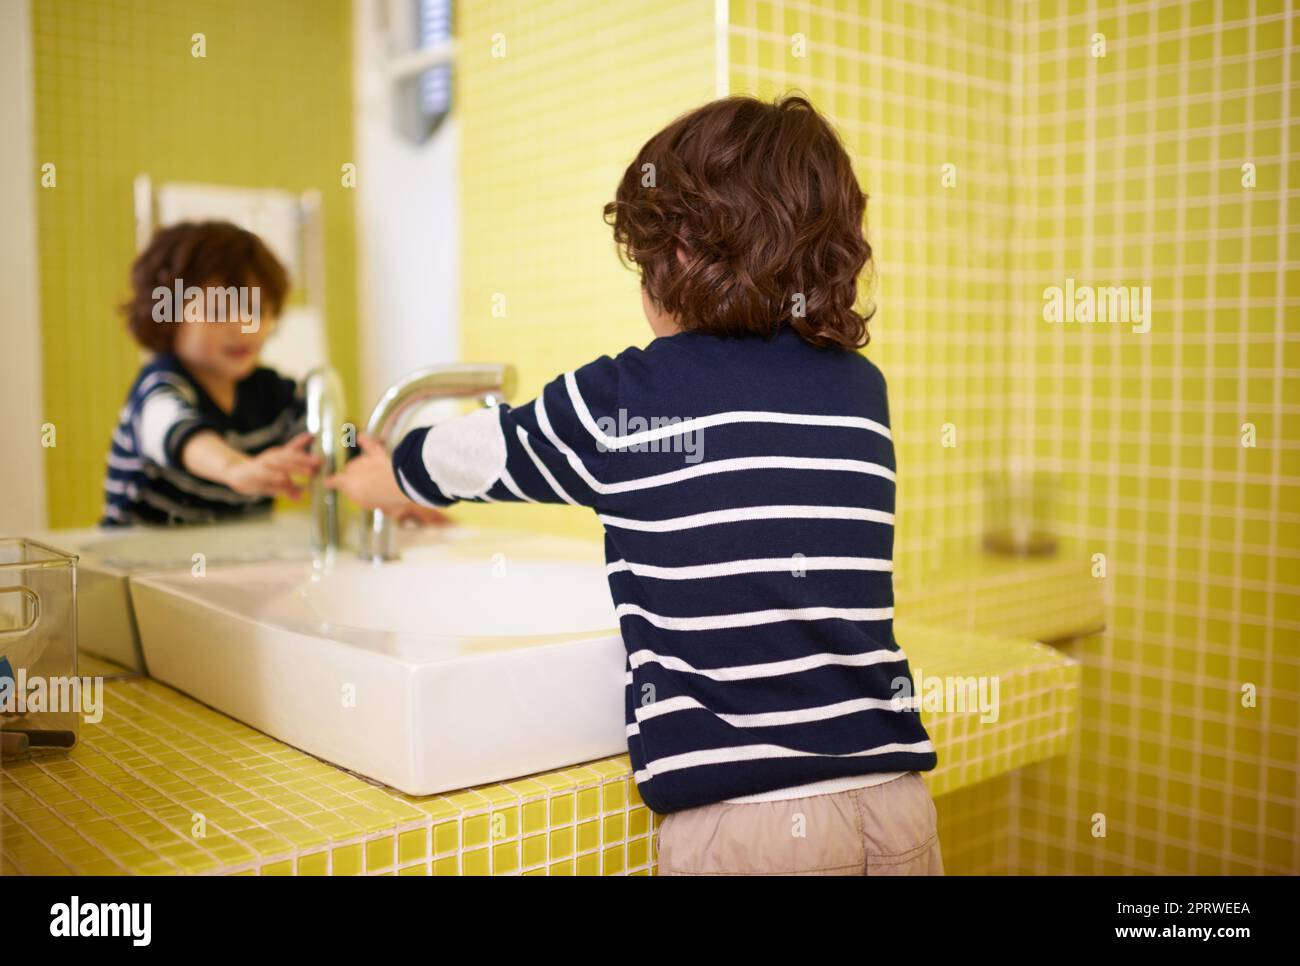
top-left (101, 354), bottom-right (304, 527)
top-left (392, 325), bottom-right (937, 813)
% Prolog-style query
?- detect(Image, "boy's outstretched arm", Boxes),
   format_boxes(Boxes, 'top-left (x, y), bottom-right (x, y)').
top-left (326, 355), bottom-right (621, 513)
top-left (182, 430), bottom-right (320, 499)
top-left (136, 381), bottom-right (320, 498)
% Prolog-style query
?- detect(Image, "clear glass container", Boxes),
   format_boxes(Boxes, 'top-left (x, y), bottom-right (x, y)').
top-left (982, 469), bottom-right (1059, 557)
top-left (0, 538), bottom-right (79, 756)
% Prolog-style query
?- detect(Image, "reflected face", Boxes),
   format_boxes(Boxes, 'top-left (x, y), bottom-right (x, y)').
top-left (172, 294), bottom-right (275, 382)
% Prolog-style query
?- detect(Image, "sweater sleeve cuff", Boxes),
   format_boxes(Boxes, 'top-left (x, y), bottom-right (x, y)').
top-left (163, 417), bottom-right (219, 470)
top-left (391, 427), bottom-right (456, 508)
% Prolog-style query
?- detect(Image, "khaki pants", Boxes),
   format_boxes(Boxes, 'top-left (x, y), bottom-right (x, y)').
top-left (655, 772), bottom-right (944, 876)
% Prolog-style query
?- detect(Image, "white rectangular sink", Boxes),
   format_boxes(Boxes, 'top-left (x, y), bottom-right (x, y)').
top-left (129, 528), bottom-right (626, 795)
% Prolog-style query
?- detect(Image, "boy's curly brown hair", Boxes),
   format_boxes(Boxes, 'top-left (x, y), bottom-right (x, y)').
top-left (603, 93), bottom-right (875, 350)
top-left (122, 221), bottom-right (290, 352)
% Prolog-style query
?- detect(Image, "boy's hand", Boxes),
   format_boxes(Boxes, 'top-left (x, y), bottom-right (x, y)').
top-left (222, 431), bottom-right (321, 499)
top-left (325, 434), bottom-right (415, 512)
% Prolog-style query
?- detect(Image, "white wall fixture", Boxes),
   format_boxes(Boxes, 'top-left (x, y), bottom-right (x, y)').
top-left (353, 0), bottom-right (460, 405)
top-left (391, 0), bottom-right (454, 146)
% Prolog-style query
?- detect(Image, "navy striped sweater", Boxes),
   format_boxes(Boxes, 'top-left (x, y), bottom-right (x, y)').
top-left (393, 325), bottom-right (937, 813)
top-left (101, 354), bottom-right (304, 526)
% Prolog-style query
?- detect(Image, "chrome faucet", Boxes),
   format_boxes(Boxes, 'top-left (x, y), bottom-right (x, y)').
top-left (304, 366), bottom-right (346, 565)
top-left (359, 363), bottom-right (516, 562)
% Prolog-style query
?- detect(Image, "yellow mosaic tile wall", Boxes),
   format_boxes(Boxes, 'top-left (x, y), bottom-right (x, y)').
top-left (31, 0), bottom-right (359, 528)
top-left (727, 0), bottom-right (1298, 874)
top-left (727, 0), bottom-right (1019, 588)
top-left (725, 0), bottom-right (1025, 875)
top-left (733, 0), bottom-right (1300, 878)
top-left (453, 0), bottom-right (720, 541)
top-left (1012, 0), bottom-right (1299, 874)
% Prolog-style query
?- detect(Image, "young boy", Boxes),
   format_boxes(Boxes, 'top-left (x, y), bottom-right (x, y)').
top-left (328, 94), bottom-right (943, 875)
top-left (102, 221), bottom-right (320, 526)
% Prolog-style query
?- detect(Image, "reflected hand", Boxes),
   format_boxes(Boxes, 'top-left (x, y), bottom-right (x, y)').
top-left (224, 432), bottom-right (321, 499)
top-left (323, 434), bottom-right (405, 510)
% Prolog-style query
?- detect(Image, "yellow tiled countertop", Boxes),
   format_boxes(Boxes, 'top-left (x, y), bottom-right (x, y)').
top-left (2, 553), bottom-right (1093, 876)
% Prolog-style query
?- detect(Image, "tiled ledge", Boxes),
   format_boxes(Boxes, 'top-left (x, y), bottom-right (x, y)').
top-left (896, 619), bottom-right (1080, 798)
top-left (2, 619), bottom-right (1079, 876)
top-left (897, 547), bottom-right (1107, 643)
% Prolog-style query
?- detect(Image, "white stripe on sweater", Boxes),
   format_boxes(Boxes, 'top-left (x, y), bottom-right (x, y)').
top-left (615, 603), bottom-right (892, 631)
top-left (516, 426), bottom-right (577, 504)
top-left (397, 466), bottom-right (445, 508)
top-left (563, 370), bottom-right (892, 446)
top-left (100, 502), bottom-right (135, 524)
top-left (627, 645), bottom-right (909, 681)
top-left (106, 451), bottom-right (144, 472)
top-left (633, 739), bottom-right (935, 783)
top-left (599, 504), bottom-right (893, 532)
top-left (223, 408), bottom-right (297, 450)
top-left (534, 394), bottom-right (894, 495)
top-left (137, 370), bottom-right (198, 404)
top-left (497, 467), bottom-right (535, 502)
top-left (606, 555), bottom-right (891, 580)
top-left (632, 692), bottom-right (919, 728)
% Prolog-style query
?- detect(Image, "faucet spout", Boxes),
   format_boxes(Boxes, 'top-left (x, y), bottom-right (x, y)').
top-left (359, 363), bottom-right (516, 562)
top-left (304, 366), bottom-right (346, 565)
